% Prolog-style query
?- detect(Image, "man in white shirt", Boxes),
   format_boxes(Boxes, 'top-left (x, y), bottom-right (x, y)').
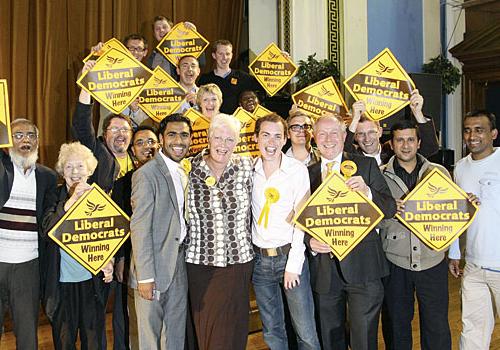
top-left (449, 110), bottom-right (499, 350)
top-left (251, 113), bottom-right (320, 350)
top-left (129, 113), bottom-right (192, 349)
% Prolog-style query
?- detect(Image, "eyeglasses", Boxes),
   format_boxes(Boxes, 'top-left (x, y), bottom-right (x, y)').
top-left (134, 138), bottom-right (157, 147)
top-left (289, 124), bottom-right (312, 132)
top-left (107, 127), bottom-right (132, 134)
top-left (127, 47), bottom-right (145, 53)
top-left (13, 132), bottom-right (37, 141)
top-left (354, 130), bottom-right (378, 139)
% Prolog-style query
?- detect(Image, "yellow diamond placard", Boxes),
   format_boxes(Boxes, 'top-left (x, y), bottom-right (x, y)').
top-left (83, 38), bottom-right (129, 62)
top-left (47, 184), bottom-right (130, 275)
top-left (343, 48), bottom-right (415, 121)
top-left (0, 80), bottom-right (12, 148)
top-left (249, 43), bottom-right (298, 96)
top-left (138, 66), bottom-right (186, 123)
top-left (77, 48), bottom-right (153, 114)
top-left (252, 104), bottom-right (273, 119)
top-left (156, 23), bottom-right (209, 66)
top-left (396, 168), bottom-right (478, 251)
top-left (292, 77), bottom-right (348, 118)
top-left (184, 108), bottom-right (210, 156)
top-left (294, 172), bottom-right (384, 260)
top-left (233, 107), bottom-right (259, 157)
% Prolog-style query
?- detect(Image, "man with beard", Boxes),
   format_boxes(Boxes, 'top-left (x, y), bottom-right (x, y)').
top-left (129, 113), bottom-right (192, 349)
top-left (0, 118), bottom-right (57, 348)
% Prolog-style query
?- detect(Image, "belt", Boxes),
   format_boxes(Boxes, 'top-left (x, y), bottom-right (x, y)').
top-left (253, 243), bottom-right (291, 257)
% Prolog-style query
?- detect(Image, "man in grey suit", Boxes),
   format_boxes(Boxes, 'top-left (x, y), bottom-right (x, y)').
top-left (129, 113), bottom-right (192, 349)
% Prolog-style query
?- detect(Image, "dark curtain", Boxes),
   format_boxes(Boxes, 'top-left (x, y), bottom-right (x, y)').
top-left (0, 0), bottom-right (244, 167)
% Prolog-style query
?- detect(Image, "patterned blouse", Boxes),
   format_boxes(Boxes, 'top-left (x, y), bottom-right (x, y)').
top-left (185, 149), bottom-right (254, 267)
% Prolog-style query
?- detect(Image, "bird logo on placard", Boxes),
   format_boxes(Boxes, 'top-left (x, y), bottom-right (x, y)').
top-left (319, 85), bottom-right (334, 97)
top-left (267, 51), bottom-right (279, 61)
top-left (153, 77), bottom-right (168, 87)
top-left (426, 183), bottom-right (447, 198)
top-left (85, 200), bottom-right (106, 216)
top-left (376, 61), bottom-right (394, 75)
top-left (327, 187), bottom-right (348, 203)
top-left (106, 56), bottom-right (124, 68)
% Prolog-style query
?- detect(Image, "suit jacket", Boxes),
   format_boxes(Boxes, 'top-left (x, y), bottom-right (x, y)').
top-left (128, 153), bottom-right (184, 292)
top-left (0, 150), bottom-right (58, 297)
top-left (305, 152), bottom-right (396, 293)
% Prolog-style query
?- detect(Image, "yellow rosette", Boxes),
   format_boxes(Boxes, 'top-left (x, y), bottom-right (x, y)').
top-left (258, 187), bottom-right (280, 229)
top-left (180, 158), bottom-right (191, 174)
top-left (340, 160), bottom-right (357, 179)
top-left (205, 176), bottom-right (216, 187)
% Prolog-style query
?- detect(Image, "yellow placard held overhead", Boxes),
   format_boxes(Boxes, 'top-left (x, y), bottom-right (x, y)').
top-left (83, 38), bottom-right (129, 63)
top-left (343, 48), bottom-right (415, 121)
top-left (138, 66), bottom-right (186, 123)
top-left (156, 23), bottom-right (209, 66)
top-left (396, 168), bottom-right (478, 251)
top-left (233, 107), bottom-right (259, 157)
top-left (249, 43), bottom-right (298, 96)
top-left (184, 108), bottom-right (210, 156)
top-left (77, 48), bottom-right (153, 114)
top-left (294, 172), bottom-right (384, 260)
top-left (252, 104), bottom-right (273, 119)
top-left (292, 77), bottom-right (348, 119)
top-left (0, 80), bottom-right (12, 148)
top-left (47, 184), bottom-right (130, 275)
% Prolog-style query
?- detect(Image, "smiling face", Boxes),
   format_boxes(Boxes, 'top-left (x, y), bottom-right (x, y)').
top-left (126, 38), bottom-right (148, 61)
top-left (255, 121), bottom-right (286, 162)
top-left (208, 126), bottom-right (237, 167)
top-left (200, 92), bottom-right (221, 120)
top-left (391, 128), bottom-right (420, 165)
top-left (103, 117), bottom-right (132, 158)
top-left (463, 115), bottom-right (498, 160)
top-left (160, 121), bottom-right (191, 162)
top-left (131, 129), bottom-right (159, 165)
top-left (287, 114), bottom-right (313, 147)
top-left (354, 120), bottom-right (383, 155)
top-left (314, 117), bottom-right (346, 160)
top-left (153, 19), bottom-right (171, 42)
top-left (63, 155), bottom-right (91, 188)
top-left (239, 91), bottom-right (259, 113)
top-left (177, 56), bottom-right (200, 88)
top-left (11, 122), bottom-right (38, 158)
top-left (212, 44), bottom-right (233, 70)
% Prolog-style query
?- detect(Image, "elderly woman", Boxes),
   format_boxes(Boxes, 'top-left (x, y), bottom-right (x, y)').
top-left (196, 83), bottom-right (223, 120)
top-left (185, 114), bottom-right (254, 350)
top-left (42, 142), bottom-right (114, 350)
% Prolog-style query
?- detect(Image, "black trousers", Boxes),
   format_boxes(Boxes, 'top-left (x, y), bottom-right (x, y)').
top-left (51, 279), bottom-right (107, 350)
top-left (382, 259), bottom-right (451, 350)
top-left (313, 261), bottom-right (383, 350)
top-left (0, 258), bottom-right (40, 350)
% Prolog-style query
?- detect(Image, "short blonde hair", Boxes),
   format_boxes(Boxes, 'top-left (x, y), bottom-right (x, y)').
top-left (55, 142), bottom-right (98, 176)
top-left (196, 84), bottom-right (223, 107)
top-left (208, 114), bottom-right (241, 139)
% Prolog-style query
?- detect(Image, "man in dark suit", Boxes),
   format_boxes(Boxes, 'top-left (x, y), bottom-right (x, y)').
top-left (306, 114), bottom-right (396, 350)
top-left (0, 118), bottom-right (57, 349)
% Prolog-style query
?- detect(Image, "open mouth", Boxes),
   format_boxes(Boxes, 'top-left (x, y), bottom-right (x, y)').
top-left (171, 145), bottom-right (186, 157)
top-left (264, 146), bottom-right (277, 156)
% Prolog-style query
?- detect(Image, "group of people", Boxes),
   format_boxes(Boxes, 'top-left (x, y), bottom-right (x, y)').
top-left (0, 15), bottom-right (499, 350)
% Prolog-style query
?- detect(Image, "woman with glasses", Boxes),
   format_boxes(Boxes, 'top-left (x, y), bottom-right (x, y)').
top-left (285, 109), bottom-right (321, 166)
top-left (185, 114), bottom-right (254, 350)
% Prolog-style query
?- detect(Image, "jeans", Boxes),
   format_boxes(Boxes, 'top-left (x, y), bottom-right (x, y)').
top-left (252, 253), bottom-right (320, 350)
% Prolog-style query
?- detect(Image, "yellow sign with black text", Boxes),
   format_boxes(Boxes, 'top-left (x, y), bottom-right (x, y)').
top-left (83, 38), bottom-right (129, 63)
top-left (233, 107), bottom-right (259, 157)
top-left (0, 80), bottom-right (12, 148)
top-left (292, 77), bottom-right (348, 118)
top-left (77, 48), bottom-right (153, 114)
top-left (138, 66), bottom-right (186, 123)
top-left (249, 43), bottom-right (298, 96)
top-left (184, 108), bottom-right (210, 156)
top-left (156, 23), bottom-right (209, 66)
top-left (294, 172), bottom-right (384, 260)
top-left (252, 104), bottom-right (273, 119)
top-left (47, 184), bottom-right (130, 275)
top-left (343, 48), bottom-right (415, 121)
top-left (396, 168), bottom-right (478, 251)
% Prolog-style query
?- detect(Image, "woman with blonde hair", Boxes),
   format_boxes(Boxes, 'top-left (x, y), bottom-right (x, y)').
top-left (196, 83), bottom-right (223, 120)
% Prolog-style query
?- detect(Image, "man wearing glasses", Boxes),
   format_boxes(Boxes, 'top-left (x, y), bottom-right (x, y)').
top-left (0, 119), bottom-right (57, 348)
top-left (345, 90), bottom-right (439, 165)
top-left (285, 109), bottom-right (321, 166)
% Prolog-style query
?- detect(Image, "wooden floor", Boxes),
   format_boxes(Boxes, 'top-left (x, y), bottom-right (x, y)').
top-left (2, 275), bottom-right (500, 349)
